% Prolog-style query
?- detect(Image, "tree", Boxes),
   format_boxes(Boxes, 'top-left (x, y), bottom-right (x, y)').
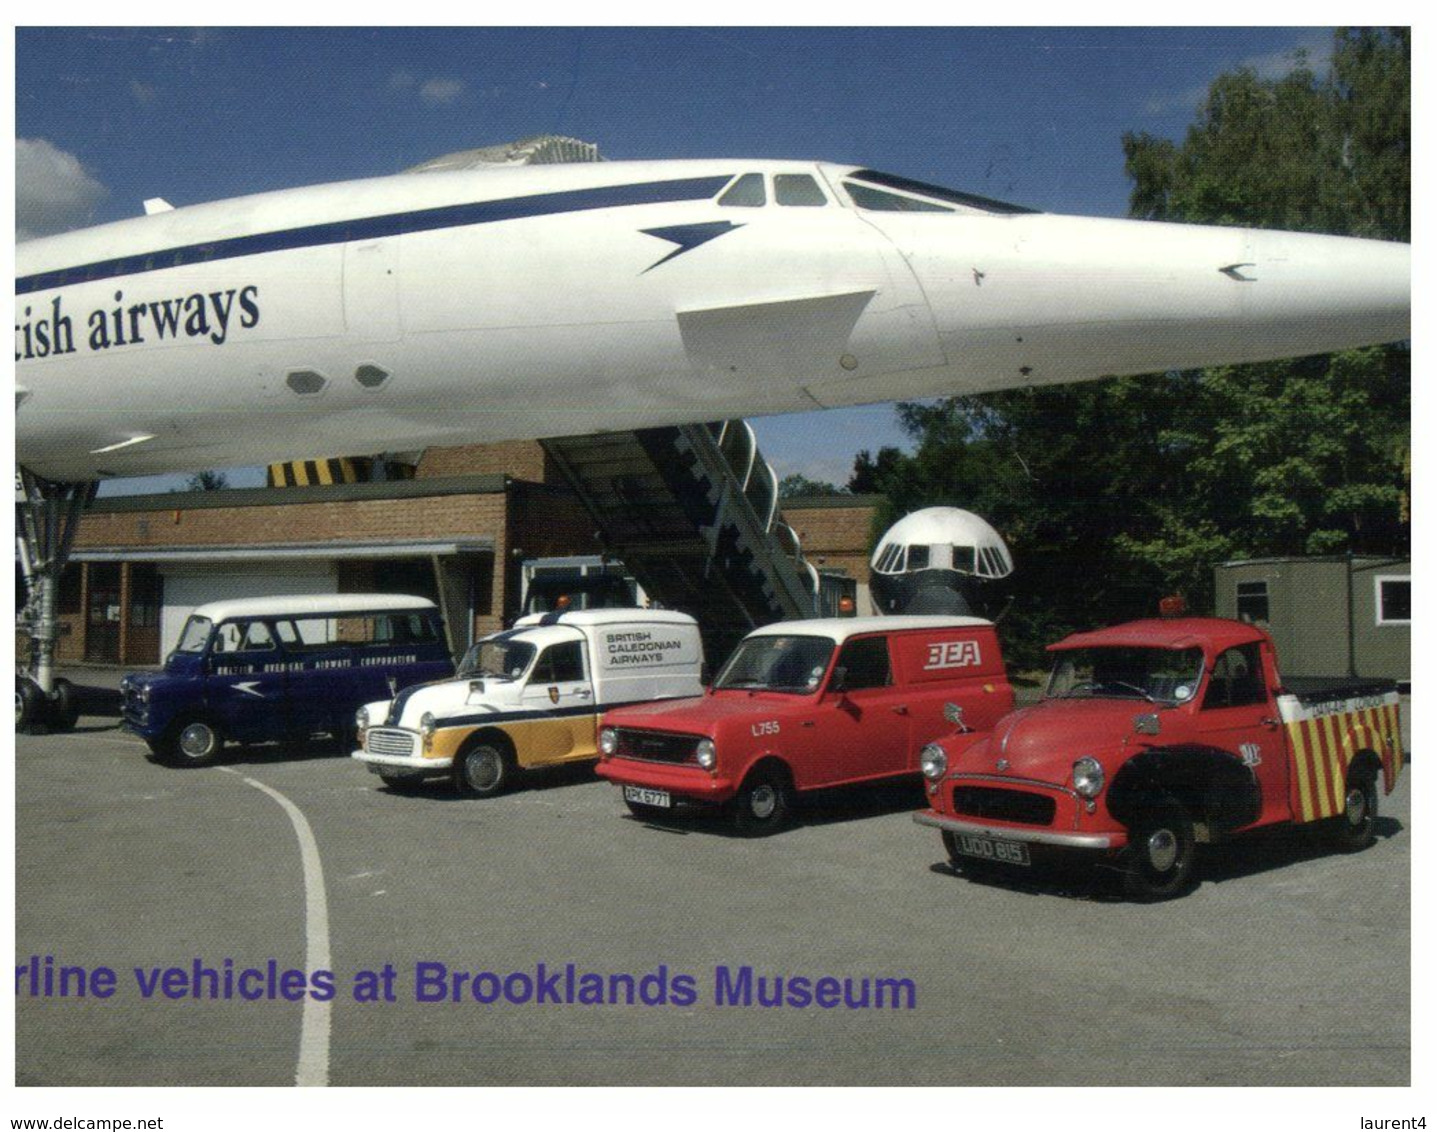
top-left (184, 470), bottom-right (229, 491)
top-left (777, 473), bottom-right (847, 500)
top-left (858, 29), bottom-right (1408, 666)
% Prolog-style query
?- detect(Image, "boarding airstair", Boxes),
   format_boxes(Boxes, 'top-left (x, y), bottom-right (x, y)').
top-left (540, 422), bottom-right (821, 665)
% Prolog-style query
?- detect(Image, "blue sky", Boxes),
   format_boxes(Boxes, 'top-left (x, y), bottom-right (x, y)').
top-left (16, 26), bottom-right (1334, 493)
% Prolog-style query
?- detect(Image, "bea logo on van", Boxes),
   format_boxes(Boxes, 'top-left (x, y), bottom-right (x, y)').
top-left (924, 640), bottom-right (982, 670)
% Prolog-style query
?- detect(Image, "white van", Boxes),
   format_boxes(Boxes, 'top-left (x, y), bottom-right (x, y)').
top-left (352, 609), bottom-right (704, 795)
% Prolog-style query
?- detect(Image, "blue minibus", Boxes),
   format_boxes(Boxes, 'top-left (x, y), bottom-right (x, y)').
top-left (121, 594), bottom-right (453, 766)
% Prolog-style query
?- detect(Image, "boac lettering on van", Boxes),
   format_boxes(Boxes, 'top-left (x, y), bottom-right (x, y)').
top-left (595, 616), bottom-right (1013, 834)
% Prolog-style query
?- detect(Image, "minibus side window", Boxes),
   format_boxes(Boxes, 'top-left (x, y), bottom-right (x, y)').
top-left (273, 620), bottom-right (301, 647)
top-left (287, 616), bottom-right (339, 649)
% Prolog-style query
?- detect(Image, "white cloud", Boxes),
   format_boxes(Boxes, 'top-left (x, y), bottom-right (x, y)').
top-left (418, 78), bottom-right (465, 106)
top-left (1145, 34), bottom-right (1334, 118)
top-left (15, 138), bottom-right (107, 242)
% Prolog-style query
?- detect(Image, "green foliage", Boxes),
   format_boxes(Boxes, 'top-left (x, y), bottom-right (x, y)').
top-left (856, 29), bottom-right (1408, 667)
top-left (777, 473), bottom-right (848, 500)
top-left (183, 470), bottom-right (229, 492)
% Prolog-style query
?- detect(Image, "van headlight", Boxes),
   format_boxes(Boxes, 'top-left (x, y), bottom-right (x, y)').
top-left (920, 743), bottom-right (948, 780)
top-left (695, 738), bottom-right (716, 769)
top-left (1072, 756), bottom-right (1105, 798)
top-left (598, 727), bottom-right (618, 757)
top-left (419, 712), bottom-right (437, 738)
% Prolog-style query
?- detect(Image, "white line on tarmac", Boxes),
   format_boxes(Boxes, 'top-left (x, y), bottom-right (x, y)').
top-left (219, 767), bottom-right (332, 1087)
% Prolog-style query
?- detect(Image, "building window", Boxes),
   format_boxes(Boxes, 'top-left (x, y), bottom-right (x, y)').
top-left (1235, 580), bottom-right (1270, 624)
top-left (1375, 575), bottom-right (1410, 625)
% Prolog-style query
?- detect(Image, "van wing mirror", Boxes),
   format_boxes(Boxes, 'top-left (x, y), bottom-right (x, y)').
top-left (944, 702), bottom-right (970, 732)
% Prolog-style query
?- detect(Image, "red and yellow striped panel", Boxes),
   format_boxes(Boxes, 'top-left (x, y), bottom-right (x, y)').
top-left (1287, 700), bottom-right (1403, 823)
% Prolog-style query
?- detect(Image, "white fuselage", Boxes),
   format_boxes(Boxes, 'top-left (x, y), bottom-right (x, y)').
top-left (15, 159), bottom-right (1410, 483)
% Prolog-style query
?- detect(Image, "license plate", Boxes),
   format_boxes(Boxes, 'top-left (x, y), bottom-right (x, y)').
top-left (624, 785), bottom-right (672, 808)
top-left (954, 834), bottom-right (1031, 867)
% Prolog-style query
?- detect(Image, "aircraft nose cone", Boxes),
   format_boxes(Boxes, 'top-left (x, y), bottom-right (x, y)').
top-left (1240, 229), bottom-right (1410, 351)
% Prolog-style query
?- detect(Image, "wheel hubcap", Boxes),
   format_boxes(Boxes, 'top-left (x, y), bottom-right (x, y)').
top-left (1146, 828), bottom-right (1178, 872)
top-left (749, 784), bottom-right (777, 819)
top-left (179, 724), bottom-right (214, 758)
top-left (1345, 787), bottom-right (1368, 826)
top-left (466, 751), bottom-right (500, 790)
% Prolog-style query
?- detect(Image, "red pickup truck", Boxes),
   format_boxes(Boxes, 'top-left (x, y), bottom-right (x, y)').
top-left (914, 616), bottom-right (1405, 900)
top-left (596, 616), bottom-right (1013, 834)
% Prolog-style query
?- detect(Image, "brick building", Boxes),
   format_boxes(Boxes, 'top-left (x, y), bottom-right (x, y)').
top-left (48, 441), bottom-right (881, 666)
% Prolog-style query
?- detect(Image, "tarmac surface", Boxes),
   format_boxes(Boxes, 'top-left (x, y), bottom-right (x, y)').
top-left (14, 670), bottom-right (1411, 1087)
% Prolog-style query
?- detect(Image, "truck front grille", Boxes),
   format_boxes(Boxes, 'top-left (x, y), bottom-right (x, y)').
top-left (950, 786), bottom-right (1056, 827)
top-left (613, 729), bottom-right (700, 764)
top-left (365, 728), bottom-right (419, 759)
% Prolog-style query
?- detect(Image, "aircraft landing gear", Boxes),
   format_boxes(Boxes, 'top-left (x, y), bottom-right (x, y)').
top-left (15, 469), bottom-right (96, 733)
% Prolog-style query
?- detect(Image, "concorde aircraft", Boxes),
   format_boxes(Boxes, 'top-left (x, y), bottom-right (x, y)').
top-left (13, 142), bottom-right (1411, 725)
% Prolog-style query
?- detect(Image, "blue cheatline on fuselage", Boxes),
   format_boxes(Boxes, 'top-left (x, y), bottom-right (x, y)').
top-left (16, 175), bottom-right (735, 296)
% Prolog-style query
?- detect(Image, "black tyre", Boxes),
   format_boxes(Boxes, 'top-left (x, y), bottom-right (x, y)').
top-left (1120, 801), bottom-right (1196, 902)
top-left (50, 678), bottom-right (81, 731)
top-left (143, 738), bottom-right (167, 765)
top-left (731, 769), bottom-right (792, 836)
top-left (454, 740), bottom-right (517, 797)
top-left (16, 678), bottom-right (46, 731)
top-left (165, 719), bottom-right (225, 768)
top-left (1330, 762), bottom-right (1378, 852)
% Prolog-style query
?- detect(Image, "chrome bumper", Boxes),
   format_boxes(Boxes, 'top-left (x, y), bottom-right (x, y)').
top-left (913, 810), bottom-right (1116, 850)
top-left (351, 750), bottom-right (453, 773)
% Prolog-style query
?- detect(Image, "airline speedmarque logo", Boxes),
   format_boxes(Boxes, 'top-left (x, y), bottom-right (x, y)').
top-left (639, 222), bottom-right (744, 273)
top-left (15, 285), bottom-right (261, 362)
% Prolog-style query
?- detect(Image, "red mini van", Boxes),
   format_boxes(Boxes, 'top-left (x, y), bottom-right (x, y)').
top-left (595, 616), bottom-right (1013, 834)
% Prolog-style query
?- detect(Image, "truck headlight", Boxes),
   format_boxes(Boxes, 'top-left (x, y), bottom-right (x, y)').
top-left (1072, 756), bottom-right (1105, 798)
top-left (695, 738), bottom-right (716, 769)
top-left (598, 727), bottom-right (618, 757)
top-left (920, 743), bottom-right (948, 780)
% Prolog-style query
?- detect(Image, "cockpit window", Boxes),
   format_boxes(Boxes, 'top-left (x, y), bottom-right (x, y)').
top-left (845, 182), bottom-right (954, 213)
top-left (718, 173), bottom-right (766, 207)
top-left (774, 174), bottom-right (827, 207)
top-left (848, 169), bottom-right (1040, 216)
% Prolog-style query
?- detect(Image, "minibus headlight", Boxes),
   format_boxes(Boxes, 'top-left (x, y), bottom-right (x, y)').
top-left (920, 743), bottom-right (948, 780)
top-left (1072, 756), bottom-right (1105, 798)
top-left (598, 727), bottom-right (618, 757)
top-left (695, 738), bottom-right (717, 769)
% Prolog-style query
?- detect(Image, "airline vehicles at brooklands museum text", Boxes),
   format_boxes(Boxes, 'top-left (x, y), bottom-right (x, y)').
top-left (14, 143), bottom-right (1411, 724)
